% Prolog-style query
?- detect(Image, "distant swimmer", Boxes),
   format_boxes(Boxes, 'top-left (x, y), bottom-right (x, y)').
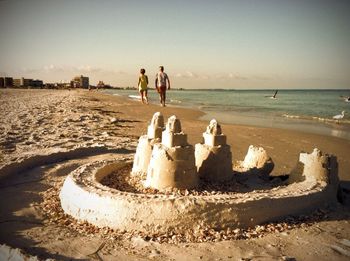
top-left (340, 96), bottom-right (350, 103)
top-left (333, 110), bottom-right (345, 123)
top-left (265, 90), bottom-right (278, 99)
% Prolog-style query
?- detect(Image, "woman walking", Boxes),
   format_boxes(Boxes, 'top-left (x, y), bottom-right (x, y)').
top-left (138, 68), bottom-right (149, 104)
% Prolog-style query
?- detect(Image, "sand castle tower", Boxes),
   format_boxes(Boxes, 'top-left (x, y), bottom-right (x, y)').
top-left (132, 112), bottom-right (164, 175)
top-left (195, 119), bottom-right (233, 182)
top-left (241, 145), bottom-right (274, 178)
top-left (145, 115), bottom-right (198, 189)
top-left (288, 148), bottom-right (332, 184)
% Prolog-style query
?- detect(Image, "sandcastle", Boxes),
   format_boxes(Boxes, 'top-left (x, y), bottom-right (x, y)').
top-left (132, 112), bottom-right (164, 175)
top-left (195, 119), bottom-right (233, 182)
top-left (145, 115), bottom-right (198, 189)
top-left (59, 113), bottom-right (340, 236)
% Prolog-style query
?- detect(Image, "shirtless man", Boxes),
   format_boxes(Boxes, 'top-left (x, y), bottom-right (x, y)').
top-left (155, 66), bottom-right (170, 107)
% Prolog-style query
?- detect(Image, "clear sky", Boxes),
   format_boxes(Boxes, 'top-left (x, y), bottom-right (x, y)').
top-left (0, 0), bottom-right (349, 89)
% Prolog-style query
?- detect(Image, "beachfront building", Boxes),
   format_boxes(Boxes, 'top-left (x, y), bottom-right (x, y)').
top-left (0, 77), bottom-right (14, 88)
top-left (31, 79), bottom-right (43, 88)
top-left (44, 83), bottom-right (56, 89)
top-left (14, 78), bottom-right (31, 87)
top-left (97, 80), bottom-right (105, 89)
top-left (45, 82), bottom-right (72, 89)
top-left (13, 77), bottom-right (43, 88)
top-left (72, 75), bottom-right (89, 88)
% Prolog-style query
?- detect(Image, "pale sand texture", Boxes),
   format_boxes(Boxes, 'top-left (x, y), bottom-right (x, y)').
top-left (0, 89), bottom-right (350, 260)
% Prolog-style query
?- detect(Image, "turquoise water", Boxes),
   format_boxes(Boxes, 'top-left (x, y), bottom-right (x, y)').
top-left (104, 89), bottom-right (350, 140)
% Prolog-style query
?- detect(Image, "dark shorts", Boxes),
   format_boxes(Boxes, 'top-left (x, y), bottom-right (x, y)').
top-left (158, 85), bottom-right (166, 92)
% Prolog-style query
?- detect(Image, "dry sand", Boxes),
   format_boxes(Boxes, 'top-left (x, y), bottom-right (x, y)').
top-left (0, 88), bottom-right (350, 261)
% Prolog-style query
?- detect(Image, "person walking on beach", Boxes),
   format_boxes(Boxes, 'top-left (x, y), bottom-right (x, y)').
top-left (138, 68), bottom-right (149, 104)
top-left (155, 66), bottom-right (170, 107)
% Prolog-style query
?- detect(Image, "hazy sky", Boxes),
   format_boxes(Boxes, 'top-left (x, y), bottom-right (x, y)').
top-left (0, 0), bottom-right (349, 89)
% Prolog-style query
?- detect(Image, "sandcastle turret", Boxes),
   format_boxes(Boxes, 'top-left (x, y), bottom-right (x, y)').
top-left (145, 115), bottom-right (198, 189)
top-left (288, 148), bottom-right (333, 184)
top-left (132, 112), bottom-right (164, 175)
top-left (240, 145), bottom-right (274, 178)
top-left (195, 119), bottom-right (233, 182)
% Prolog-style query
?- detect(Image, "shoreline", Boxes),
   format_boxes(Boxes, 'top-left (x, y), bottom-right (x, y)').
top-left (104, 89), bottom-right (350, 141)
top-left (199, 109), bottom-right (350, 141)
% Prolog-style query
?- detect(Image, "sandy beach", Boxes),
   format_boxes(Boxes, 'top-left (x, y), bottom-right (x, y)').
top-left (1, 88), bottom-right (350, 261)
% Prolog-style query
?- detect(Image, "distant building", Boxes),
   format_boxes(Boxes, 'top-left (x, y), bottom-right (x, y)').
top-left (72, 75), bottom-right (89, 88)
top-left (58, 82), bottom-right (72, 89)
top-left (13, 77), bottom-right (27, 87)
top-left (2, 77), bottom-right (14, 87)
top-left (44, 83), bottom-right (56, 89)
top-left (13, 77), bottom-right (43, 88)
top-left (13, 79), bottom-right (20, 87)
top-left (97, 81), bottom-right (104, 89)
top-left (31, 79), bottom-right (43, 88)
top-left (0, 77), bottom-right (4, 88)
top-left (45, 82), bottom-right (71, 89)
top-left (96, 81), bottom-right (112, 89)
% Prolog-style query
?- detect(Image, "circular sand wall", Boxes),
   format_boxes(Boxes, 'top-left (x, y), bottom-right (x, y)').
top-left (59, 156), bottom-right (339, 233)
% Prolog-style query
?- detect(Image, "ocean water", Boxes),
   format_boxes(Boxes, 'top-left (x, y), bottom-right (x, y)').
top-left (104, 89), bottom-right (350, 140)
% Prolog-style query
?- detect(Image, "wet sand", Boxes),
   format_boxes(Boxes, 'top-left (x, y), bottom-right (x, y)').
top-left (0, 88), bottom-right (350, 261)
